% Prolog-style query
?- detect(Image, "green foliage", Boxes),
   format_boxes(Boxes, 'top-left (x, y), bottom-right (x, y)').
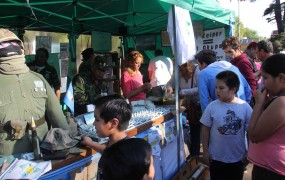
top-left (234, 17), bottom-right (245, 37)
top-left (243, 28), bottom-right (260, 39)
top-left (234, 17), bottom-right (266, 39)
top-left (263, 0), bottom-right (285, 34)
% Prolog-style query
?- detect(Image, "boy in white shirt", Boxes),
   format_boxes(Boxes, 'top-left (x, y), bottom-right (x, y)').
top-left (200, 70), bottom-right (252, 180)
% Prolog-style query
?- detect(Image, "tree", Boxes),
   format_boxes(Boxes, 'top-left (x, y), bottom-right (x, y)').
top-left (243, 28), bottom-right (260, 39)
top-left (270, 32), bottom-right (285, 53)
top-left (234, 17), bottom-right (245, 37)
top-left (234, 17), bottom-right (264, 39)
top-left (263, 0), bottom-right (285, 34)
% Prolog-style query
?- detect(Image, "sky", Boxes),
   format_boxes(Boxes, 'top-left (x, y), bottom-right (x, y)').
top-left (218, 0), bottom-right (283, 38)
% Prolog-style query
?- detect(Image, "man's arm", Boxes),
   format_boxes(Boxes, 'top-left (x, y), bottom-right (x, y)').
top-left (35, 72), bottom-right (69, 130)
top-left (55, 88), bottom-right (61, 100)
top-left (198, 72), bottom-right (210, 112)
top-left (49, 66), bottom-right (61, 100)
top-left (148, 61), bottom-right (154, 80)
top-left (239, 60), bottom-right (257, 95)
top-left (73, 75), bottom-right (89, 105)
top-left (81, 136), bottom-right (106, 154)
top-left (201, 125), bottom-right (211, 166)
top-left (241, 74), bottom-right (252, 104)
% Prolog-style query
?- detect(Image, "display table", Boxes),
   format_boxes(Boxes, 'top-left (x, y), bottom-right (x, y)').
top-left (40, 106), bottom-right (185, 180)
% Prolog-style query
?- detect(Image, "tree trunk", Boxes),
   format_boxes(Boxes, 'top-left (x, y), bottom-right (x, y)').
top-left (275, 0), bottom-right (284, 34)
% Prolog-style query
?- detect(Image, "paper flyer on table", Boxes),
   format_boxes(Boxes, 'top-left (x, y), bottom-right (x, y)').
top-left (164, 120), bottom-right (176, 143)
top-left (0, 158), bottom-right (51, 179)
top-left (148, 126), bottom-right (162, 156)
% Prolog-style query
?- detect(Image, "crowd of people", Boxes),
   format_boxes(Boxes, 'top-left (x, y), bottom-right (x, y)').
top-left (0, 27), bottom-right (284, 179)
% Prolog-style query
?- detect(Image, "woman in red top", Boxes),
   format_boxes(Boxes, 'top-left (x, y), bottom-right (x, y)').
top-left (121, 51), bottom-right (151, 102)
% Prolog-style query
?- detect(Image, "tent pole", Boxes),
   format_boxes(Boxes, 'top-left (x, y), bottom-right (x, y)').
top-left (67, 0), bottom-right (78, 82)
top-left (171, 5), bottom-right (181, 173)
top-left (67, 33), bottom-right (78, 80)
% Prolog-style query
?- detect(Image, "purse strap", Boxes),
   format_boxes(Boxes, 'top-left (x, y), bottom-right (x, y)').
top-left (191, 65), bottom-right (198, 88)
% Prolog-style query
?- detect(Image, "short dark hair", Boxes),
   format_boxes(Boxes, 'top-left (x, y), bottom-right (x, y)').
top-left (262, 53), bottom-right (285, 77)
top-left (81, 48), bottom-right (94, 60)
top-left (102, 138), bottom-right (152, 180)
top-left (94, 95), bottom-right (132, 131)
top-left (257, 40), bottom-right (273, 53)
top-left (221, 36), bottom-right (240, 50)
top-left (216, 70), bottom-right (240, 93)
top-left (195, 49), bottom-right (216, 65)
top-left (155, 49), bottom-right (163, 56)
top-left (36, 48), bottom-right (49, 58)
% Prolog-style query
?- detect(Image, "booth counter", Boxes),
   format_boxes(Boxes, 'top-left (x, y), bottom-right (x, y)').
top-left (40, 106), bottom-right (185, 180)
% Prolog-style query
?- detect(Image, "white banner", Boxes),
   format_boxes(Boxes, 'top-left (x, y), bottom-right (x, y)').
top-left (167, 6), bottom-right (196, 65)
top-left (195, 28), bottom-right (226, 61)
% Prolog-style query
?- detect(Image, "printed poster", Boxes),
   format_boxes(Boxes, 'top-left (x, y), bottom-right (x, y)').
top-left (164, 120), bottom-right (176, 144)
top-left (35, 36), bottom-right (52, 53)
top-left (59, 43), bottom-right (69, 60)
top-left (148, 126), bottom-right (162, 156)
top-left (195, 28), bottom-right (226, 61)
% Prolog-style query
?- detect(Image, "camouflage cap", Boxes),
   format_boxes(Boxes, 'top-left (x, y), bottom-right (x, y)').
top-left (91, 56), bottom-right (108, 71)
top-left (40, 128), bottom-right (79, 151)
top-left (0, 29), bottom-right (23, 48)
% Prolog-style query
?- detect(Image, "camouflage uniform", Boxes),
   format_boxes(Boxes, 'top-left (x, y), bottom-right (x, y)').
top-left (72, 71), bottom-right (107, 116)
top-left (0, 71), bottom-right (69, 155)
top-left (27, 61), bottom-right (61, 90)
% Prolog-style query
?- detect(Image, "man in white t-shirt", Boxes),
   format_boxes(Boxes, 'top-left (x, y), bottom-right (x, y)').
top-left (148, 49), bottom-right (173, 97)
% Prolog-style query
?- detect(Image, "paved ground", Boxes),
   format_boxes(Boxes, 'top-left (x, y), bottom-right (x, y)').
top-left (196, 161), bottom-right (253, 180)
top-left (186, 143), bottom-right (254, 180)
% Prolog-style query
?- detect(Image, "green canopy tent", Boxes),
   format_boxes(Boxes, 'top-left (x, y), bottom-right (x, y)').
top-left (0, 0), bottom-right (234, 75)
top-left (0, 0), bottom-right (233, 176)
top-left (0, 0), bottom-right (232, 35)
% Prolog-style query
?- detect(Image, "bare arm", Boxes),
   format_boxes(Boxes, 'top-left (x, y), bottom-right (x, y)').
top-left (81, 136), bottom-right (106, 154)
top-left (248, 89), bottom-right (285, 143)
top-left (125, 83), bottom-right (151, 99)
top-left (148, 61), bottom-right (154, 80)
top-left (201, 125), bottom-right (211, 166)
top-left (55, 88), bottom-right (61, 100)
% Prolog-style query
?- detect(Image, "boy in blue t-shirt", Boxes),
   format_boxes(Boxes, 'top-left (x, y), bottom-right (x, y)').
top-left (200, 70), bottom-right (252, 180)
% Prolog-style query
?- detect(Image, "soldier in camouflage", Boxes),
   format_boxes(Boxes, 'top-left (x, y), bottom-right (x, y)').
top-left (0, 29), bottom-right (70, 156)
top-left (72, 56), bottom-right (109, 116)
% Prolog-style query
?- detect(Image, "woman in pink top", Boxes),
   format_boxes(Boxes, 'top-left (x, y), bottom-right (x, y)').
top-left (248, 53), bottom-right (285, 179)
top-left (121, 51), bottom-right (151, 102)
